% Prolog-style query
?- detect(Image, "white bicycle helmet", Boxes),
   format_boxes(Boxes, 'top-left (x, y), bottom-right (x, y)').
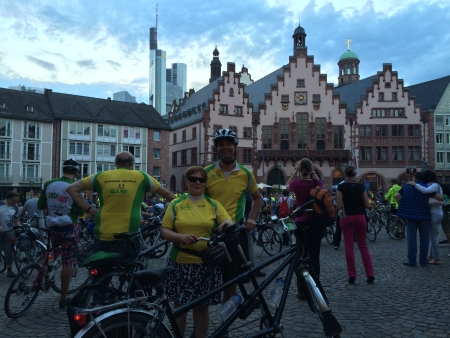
top-left (62, 158), bottom-right (80, 171)
top-left (212, 129), bottom-right (239, 146)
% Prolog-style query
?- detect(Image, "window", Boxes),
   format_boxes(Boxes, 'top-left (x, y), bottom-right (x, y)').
top-left (153, 167), bottom-right (161, 181)
top-left (376, 147), bottom-right (387, 161)
top-left (312, 94), bottom-right (321, 103)
top-left (408, 125), bottom-right (420, 136)
top-left (191, 148), bottom-right (197, 164)
top-left (243, 127), bottom-right (252, 138)
top-left (446, 116), bottom-right (450, 127)
top-left (0, 102), bottom-right (5, 109)
top-left (372, 109), bottom-right (386, 117)
top-left (123, 146), bottom-right (140, 158)
top-left (408, 146), bottom-right (420, 160)
top-left (22, 164), bottom-right (38, 180)
top-left (77, 164), bottom-right (90, 180)
top-left (235, 106), bottom-right (243, 116)
top-left (154, 130), bottom-right (161, 141)
top-left (97, 163), bottom-right (115, 172)
top-left (262, 126), bottom-right (272, 149)
top-left (333, 126), bottom-right (343, 149)
top-left (390, 109), bottom-right (403, 117)
top-left (0, 119), bottom-right (11, 137)
top-left (360, 147), bottom-right (371, 161)
top-left (316, 118), bottom-right (325, 140)
top-left (23, 143), bottom-right (40, 161)
top-left (69, 122), bottom-right (90, 135)
top-left (297, 79), bottom-right (305, 87)
top-left (24, 121), bottom-right (40, 139)
top-left (153, 148), bottom-right (161, 159)
top-left (392, 147), bottom-right (404, 160)
top-left (97, 144), bottom-right (116, 157)
top-left (0, 141), bottom-right (10, 159)
top-left (229, 88), bottom-right (234, 97)
top-left (436, 152), bottom-right (444, 164)
top-left (182, 130), bottom-right (186, 142)
top-left (385, 82), bottom-right (391, 88)
top-left (281, 95), bottom-right (289, 103)
top-left (359, 126), bottom-right (371, 137)
top-left (0, 163), bottom-right (10, 180)
top-left (243, 149), bottom-right (252, 164)
top-left (123, 127), bottom-right (140, 140)
top-left (436, 133), bottom-right (444, 145)
top-left (26, 105), bottom-right (34, 112)
top-left (192, 127), bottom-right (197, 139)
top-left (446, 134), bottom-right (450, 145)
top-left (173, 133), bottom-right (177, 144)
top-left (213, 125), bottom-right (222, 134)
top-left (69, 142), bottom-right (89, 155)
top-left (172, 152), bottom-right (177, 167)
top-left (392, 93), bottom-right (397, 101)
top-left (97, 125), bottom-right (117, 137)
top-left (297, 113), bottom-right (308, 149)
top-left (229, 126), bottom-right (237, 134)
top-left (378, 93), bottom-right (384, 101)
top-left (181, 150), bottom-right (187, 165)
top-left (392, 126), bottom-right (404, 136)
top-left (219, 105), bottom-right (228, 114)
top-left (436, 115), bottom-right (444, 126)
top-left (375, 125), bottom-right (387, 137)
top-left (280, 119), bottom-right (289, 140)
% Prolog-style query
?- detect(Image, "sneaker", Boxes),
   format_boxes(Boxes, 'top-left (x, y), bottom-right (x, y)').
top-left (59, 297), bottom-right (71, 309)
top-left (7, 271), bottom-right (16, 278)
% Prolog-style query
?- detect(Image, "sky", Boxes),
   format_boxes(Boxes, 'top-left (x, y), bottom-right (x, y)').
top-left (0, 0), bottom-right (449, 104)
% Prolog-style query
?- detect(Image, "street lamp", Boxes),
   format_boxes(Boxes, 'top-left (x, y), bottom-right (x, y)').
top-left (29, 180), bottom-right (34, 192)
top-left (277, 163), bottom-right (281, 190)
top-left (349, 118), bottom-right (354, 165)
top-left (420, 115), bottom-right (428, 167)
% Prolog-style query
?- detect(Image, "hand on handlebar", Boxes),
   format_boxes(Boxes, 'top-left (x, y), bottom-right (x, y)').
top-left (217, 219), bottom-right (234, 233)
top-left (245, 218), bottom-right (256, 233)
top-left (181, 234), bottom-right (198, 245)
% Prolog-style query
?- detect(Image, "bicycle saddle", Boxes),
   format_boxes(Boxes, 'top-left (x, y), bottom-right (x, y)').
top-left (133, 267), bottom-right (176, 287)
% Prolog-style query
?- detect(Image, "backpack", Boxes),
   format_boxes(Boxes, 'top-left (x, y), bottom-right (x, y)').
top-left (307, 179), bottom-right (336, 227)
top-left (278, 197), bottom-right (290, 218)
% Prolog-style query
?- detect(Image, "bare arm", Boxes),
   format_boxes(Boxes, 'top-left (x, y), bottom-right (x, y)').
top-left (245, 189), bottom-right (263, 232)
top-left (286, 167), bottom-right (299, 186)
top-left (337, 191), bottom-right (343, 209)
top-left (67, 181), bottom-right (97, 216)
top-left (161, 227), bottom-right (197, 245)
top-left (362, 191), bottom-right (370, 208)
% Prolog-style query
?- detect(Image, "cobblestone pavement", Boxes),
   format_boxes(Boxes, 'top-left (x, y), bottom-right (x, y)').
top-left (1, 230), bottom-right (450, 337)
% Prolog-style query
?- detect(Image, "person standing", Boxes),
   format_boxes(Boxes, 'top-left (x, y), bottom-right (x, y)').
top-left (204, 129), bottom-right (263, 303)
top-left (67, 151), bottom-right (175, 259)
top-left (38, 159), bottom-right (85, 308)
top-left (396, 172), bottom-right (437, 267)
top-left (0, 192), bottom-right (21, 277)
top-left (336, 166), bottom-right (374, 284)
top-left (385, 178), bottom-right (401, 214)
top-left (20, 190), bottom-right (45, 229)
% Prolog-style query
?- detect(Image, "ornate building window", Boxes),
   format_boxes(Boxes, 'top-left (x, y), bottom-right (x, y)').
top-left (392, 125), bottom-right (404, 136)
top-left (316, 118), bottom-right (326, 140)
top-left (243, 148), bottom-right (252, 164)
top-left (376, 147), bottom-right (387, 161)
top-left (333, 126), bottom-right (343, 149)
top-left (296, 113), bottom-right (308, 149)
top-left (359, 126), bottom-right (371, 137)
top-left (280, 119), bottom-right (289, 140)
top-left (297, 79), bottom-right (305, 87)
top-left (408, 146), bottom-right (420, 160)
top-left (392, 147), bottom-right (404, 161)
top-left (375, 125), bottom-right (387, 137)
top-left (360, 147), bottom-right (371, 161)
top-left (262, 126), bottom-right (272, 149)
top-left (243, 127), bottom-right (252, 138)
top-left (408, 125), bottom-right (420, 136)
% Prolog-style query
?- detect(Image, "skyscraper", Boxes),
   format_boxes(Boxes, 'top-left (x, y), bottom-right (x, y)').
top-left (149, 27), bottom-right (166, 115)
top-left (167, 63), bottom-right (187, 95)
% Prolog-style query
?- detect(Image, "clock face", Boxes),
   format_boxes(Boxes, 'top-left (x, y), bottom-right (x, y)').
top-left (294, 92), bottom-right (307, 105)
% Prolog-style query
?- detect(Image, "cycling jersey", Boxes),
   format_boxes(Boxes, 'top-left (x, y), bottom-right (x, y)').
top-left (163, 194), bottom-right (230, 263)
top-left (204, 161), bottom-right (258, 223)
top-left (81, 168), bottom-right (160, 241)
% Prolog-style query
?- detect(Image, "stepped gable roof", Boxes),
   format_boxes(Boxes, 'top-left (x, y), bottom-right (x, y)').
top-left (169, 77), bottom-right (221, 129)
top-left (0, 88), bottom-right (54, 122)
top-left (406, 76), bottom-right (450, 111)
top-left (334, 75), bottom-right (378, 112)
top-left (244, 67), bottom-right (283, 112)
top-left (47, 91), bottom-right (170, 130)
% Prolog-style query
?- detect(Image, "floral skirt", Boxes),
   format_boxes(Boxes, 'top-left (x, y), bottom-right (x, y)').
top-left (163, 258), bottom-right (222, 305)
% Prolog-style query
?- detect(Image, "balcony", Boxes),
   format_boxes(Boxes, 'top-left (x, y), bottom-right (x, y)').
top-left (22, 154), bottom-right (40, 161)
top-left (0, 130), bottom-right (11, 138)
top-left (19, 176), bottom-right (41, 184)
top-left (0, 176), bottom-right (13, 184)
top-left (0, 152), bottom-right (11, 160)
top-left (23, 132), bottom-right (41, 140)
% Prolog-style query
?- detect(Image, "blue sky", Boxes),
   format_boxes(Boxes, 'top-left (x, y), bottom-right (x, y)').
top-left (0, 0), bottom-right (448, 104)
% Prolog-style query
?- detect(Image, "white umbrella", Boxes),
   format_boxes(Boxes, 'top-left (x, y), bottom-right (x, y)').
top-left (257, 183), bottom-right (272, 188)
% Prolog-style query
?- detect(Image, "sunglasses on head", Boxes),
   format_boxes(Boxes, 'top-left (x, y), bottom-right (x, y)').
top-left (186, 176), bottom-right (206, 183)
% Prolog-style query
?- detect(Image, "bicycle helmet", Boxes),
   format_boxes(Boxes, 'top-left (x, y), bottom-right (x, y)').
top-left (212, 129), bottom-right (239, 146)
top-left (62, 158), bottom-right (80, 171)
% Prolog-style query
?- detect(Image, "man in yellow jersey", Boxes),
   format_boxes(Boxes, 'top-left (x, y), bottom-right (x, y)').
top-left (205, 129), bottom-right (263, 303)
top-left (67, 151), bottom-right (175, 258)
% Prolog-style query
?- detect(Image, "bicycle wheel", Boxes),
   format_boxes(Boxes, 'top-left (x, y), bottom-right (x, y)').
top-left (14, 241), bottom-right (41, 272)
top-left (366, 222), bottom-right (377, 242)
top-left (143, 229), bottom-right (169, 259)
top-left (261, 228), bottom-right (282, 256)
top-left (81, 311), bottom-right (173, 338)
top-left (51, 259), bottom-right (92, 294)
top-left (325, 225), bottom-right (334, 245)
top-left (81, 270), bottom-right (142, 308)
top-left (388, 216), bottom-right (405, 240)
top-left (4, 263), bottom-right (42, 318)
top-left (374, 212), bottom-right (383, 234)
top-left (0, 251), bottom-right (6, 273)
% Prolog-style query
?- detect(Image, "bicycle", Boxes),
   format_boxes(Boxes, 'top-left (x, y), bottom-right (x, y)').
top-left (140, 216), bottom-right (169, 260)
top-left (0, 250), bottom-right (6, 273)
top-left (4, 227), bottom-right (92, 318)
top-left (252, 219), bottom-right (283, 256)
top-left (368, 203), bottom-right (405, 240)
top-left (324, 222), bottom-right (335, 245)
top-left (71, 200), bottom-right (342, 338)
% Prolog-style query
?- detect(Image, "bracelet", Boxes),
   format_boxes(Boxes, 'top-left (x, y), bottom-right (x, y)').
top-left (86, 206), bottom-right (92, 213)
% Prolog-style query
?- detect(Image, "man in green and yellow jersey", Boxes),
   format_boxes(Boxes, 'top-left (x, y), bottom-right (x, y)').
top-left (205, 129), bottom-right (263, 303)
top-left (67, 151), bottom-right (175, 258)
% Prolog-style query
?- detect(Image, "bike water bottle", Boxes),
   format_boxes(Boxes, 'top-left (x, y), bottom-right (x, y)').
top-left (267, 277), bottom-right (284, 308)
top-left (47, 252), bottom-right (54, 272)
top-left (72, 263), bottom-right (78, 277)
top-left (215, 294), bottom-right (242, 322)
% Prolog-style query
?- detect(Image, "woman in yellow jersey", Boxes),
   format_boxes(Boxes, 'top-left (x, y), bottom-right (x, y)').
top-left (162, 166), bottom-right (233, 338)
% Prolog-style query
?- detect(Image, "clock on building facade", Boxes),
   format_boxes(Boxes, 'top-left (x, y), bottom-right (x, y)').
top-left (294, 91), bottom-right (307, 105)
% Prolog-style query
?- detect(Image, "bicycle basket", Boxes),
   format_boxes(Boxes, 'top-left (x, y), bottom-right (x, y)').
top-left (276, 219), bottom-right (297, 234)
top-left (18, 233), bottom-right (32, 251)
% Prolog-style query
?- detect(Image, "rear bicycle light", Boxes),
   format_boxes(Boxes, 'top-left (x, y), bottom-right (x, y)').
top-left (74, 313), bottom-right (87, 326)
top-left (88, 268), bottom-right (98, 276)
top-left (10, 238), bottom-right (18, 243)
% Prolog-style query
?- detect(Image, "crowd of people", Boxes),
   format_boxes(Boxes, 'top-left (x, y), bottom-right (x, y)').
top-left (1, 128), bottom-right (450, 337)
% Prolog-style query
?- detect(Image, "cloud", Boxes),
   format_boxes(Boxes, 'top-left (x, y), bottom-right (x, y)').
top-left (26, 56), bottom-right (56, 71)
top-left (107, 60), bottom-right (121, 70)
top-left (76, 59), bottom-right (96, 70)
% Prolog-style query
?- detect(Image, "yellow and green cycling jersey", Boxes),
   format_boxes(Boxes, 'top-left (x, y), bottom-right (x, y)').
top-left (81, 168), bottom-right (160, 241)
